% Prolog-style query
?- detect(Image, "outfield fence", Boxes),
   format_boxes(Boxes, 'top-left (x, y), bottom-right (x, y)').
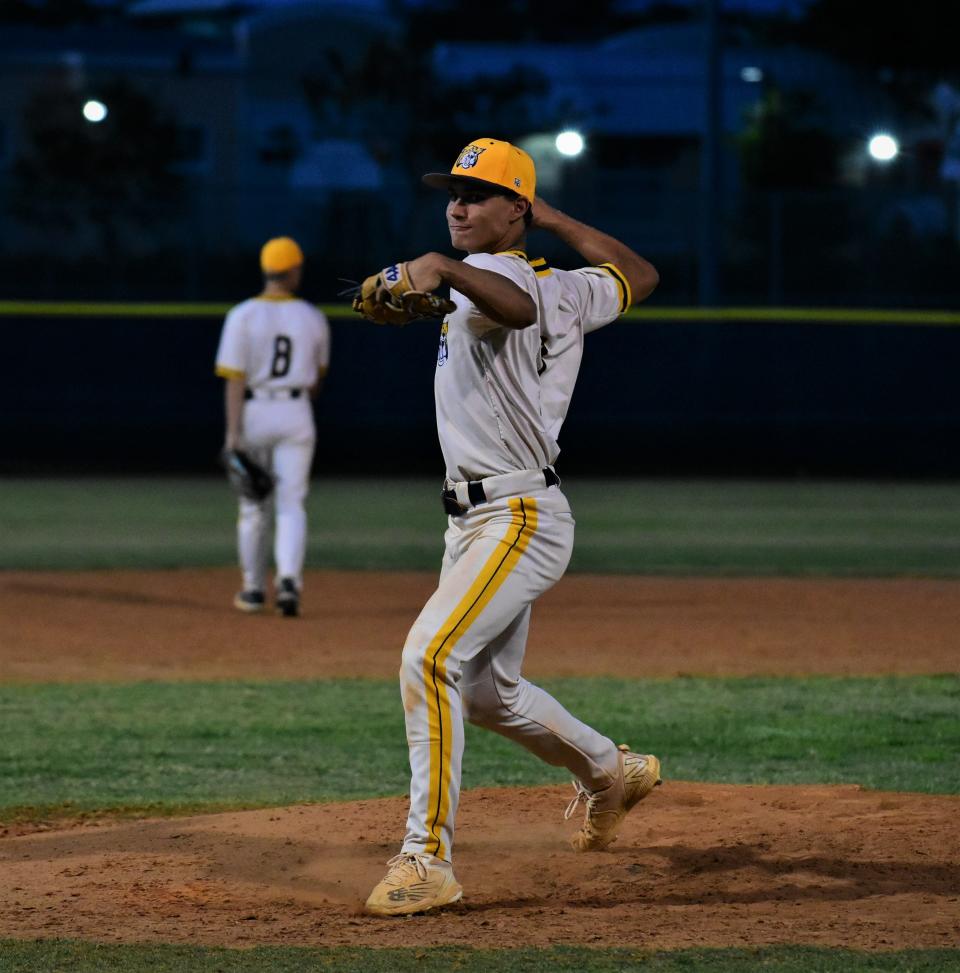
top-left (2, 303), bottom-right (957, 477)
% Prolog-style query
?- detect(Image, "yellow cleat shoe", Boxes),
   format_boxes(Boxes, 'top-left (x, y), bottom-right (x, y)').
top-left (565, 745), bottom-right (662, 852)
top-left (364, 853), bottom-right (463, 917)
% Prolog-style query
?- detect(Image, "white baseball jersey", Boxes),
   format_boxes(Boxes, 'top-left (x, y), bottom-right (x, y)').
top-left (214, 295), bottom-right (331, 598)
top-left (435, 252), bottom-right (627, 480)
top-left (399, 249), bottom-right (633, 865)
top-left (214, 296), bottom-right (330, 389)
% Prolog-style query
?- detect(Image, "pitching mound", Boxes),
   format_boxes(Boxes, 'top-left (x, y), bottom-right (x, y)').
top-left (2, 782), bottom-right (957, 951)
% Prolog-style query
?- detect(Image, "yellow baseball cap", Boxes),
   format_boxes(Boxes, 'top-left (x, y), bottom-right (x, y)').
top-left (423, 138), bottom-right (536, 202)
top-left (260, 237), bottom-right (304, 273)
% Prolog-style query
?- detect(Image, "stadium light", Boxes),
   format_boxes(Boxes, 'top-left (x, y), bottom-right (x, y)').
top-left (83, 99), bottom-right (108, 123)
top-left (740, 66), bottom-right (764, 83)
top-left (868, 132), bottom-right (899, 162)
top-left (555, 130), bottom-right (585, 158)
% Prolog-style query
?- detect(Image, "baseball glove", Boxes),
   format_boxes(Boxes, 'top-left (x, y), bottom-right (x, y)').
top-left (220, 448), bottom-right (274, 502)
top-left (349, 262), bottom-right (456, 326)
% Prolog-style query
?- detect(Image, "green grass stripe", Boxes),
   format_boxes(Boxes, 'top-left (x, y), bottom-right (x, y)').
top-left (3, 477), bottom-right (960, 576)
top-left (1, 676), bottom-right (957, 820)
top-left (1, 300), bottom-right (958, 326)
top-left (1, 942), bottom-right (958, 973)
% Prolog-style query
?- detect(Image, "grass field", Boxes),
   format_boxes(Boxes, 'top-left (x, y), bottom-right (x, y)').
top-left (1, 676), bottom-right (958, 820)
top-left (3, 942), bottom-right (959, 973)
top-left (2, 477), bottom-right (958, 971)
top-left (2, 476), bottom-right (960, 575)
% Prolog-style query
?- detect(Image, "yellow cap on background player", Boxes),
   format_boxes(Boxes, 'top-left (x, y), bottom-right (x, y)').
top-left (260, 237), bottom-right (304, 273)
top-left (423, 138), bottom-right (536, 202)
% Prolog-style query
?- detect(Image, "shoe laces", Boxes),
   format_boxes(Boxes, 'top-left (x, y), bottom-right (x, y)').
top-left (385, 852), bottom-right (431, 882)
top-left (563, 781), bottom-right (599, 821)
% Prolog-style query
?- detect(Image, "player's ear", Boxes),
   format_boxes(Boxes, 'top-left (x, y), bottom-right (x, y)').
top-left (510, 195), bottom-right (531, 225)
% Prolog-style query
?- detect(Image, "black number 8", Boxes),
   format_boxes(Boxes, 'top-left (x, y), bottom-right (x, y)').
top-left (271, 335), bottom-right (292, 377)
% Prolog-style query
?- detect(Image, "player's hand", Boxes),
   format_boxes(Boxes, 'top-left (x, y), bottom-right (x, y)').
top-left (529, 197), bottom-right (563, 231)
top-left (404, 253), bottom-right (447, 293)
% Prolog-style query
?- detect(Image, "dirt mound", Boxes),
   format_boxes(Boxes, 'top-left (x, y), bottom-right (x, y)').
top-left (2, 782), bottom-right (957, 950)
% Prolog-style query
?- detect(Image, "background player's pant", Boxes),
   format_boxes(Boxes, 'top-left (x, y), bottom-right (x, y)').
top-left (237, 399), bottom-right (315, 591)
top-left (399, 487), bottom-right (620, 863)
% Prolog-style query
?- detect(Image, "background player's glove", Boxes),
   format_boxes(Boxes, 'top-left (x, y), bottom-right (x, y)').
top-left (349, 262), bottom-right (456, 326)
top-left (220, 448), bottom-right (274, 502)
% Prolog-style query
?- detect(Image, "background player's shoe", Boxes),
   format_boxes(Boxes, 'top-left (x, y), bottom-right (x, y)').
top-left (233, 590), bottom-right (265, 613)
top-left (365, 853), bottom-right (463, 917)
top-left (275, 577), bottom-right (300, 617)
top-left (564, 745), bottom-right (661, 852)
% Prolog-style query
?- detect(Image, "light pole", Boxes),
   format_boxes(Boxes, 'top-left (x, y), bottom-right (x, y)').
top-left (699, 0), bottom-right (722, 306)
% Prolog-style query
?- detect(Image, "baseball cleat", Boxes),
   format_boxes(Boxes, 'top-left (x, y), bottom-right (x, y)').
top-left (364, 853), bottom-right (463, 917)
top-left (564, 745), bottom-right (662, 852)
top-left (233, 590), bottom-right (266, 613)
top-left (275, 577), bottom-right (300, 617)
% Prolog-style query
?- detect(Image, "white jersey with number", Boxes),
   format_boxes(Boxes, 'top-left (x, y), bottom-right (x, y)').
top-left (434, 251), bottom-right (628, 480)
top-left (213, 295), bottom-right (331, 597)
top-left (214, 296), bottom-right (330, 389)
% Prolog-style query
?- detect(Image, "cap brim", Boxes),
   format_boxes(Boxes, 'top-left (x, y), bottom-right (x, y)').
top-left (422, 172), bottom-right (522, 197)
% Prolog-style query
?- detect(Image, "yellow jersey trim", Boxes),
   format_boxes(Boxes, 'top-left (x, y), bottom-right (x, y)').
top-left (215, 365), bottom-right (245, 380)
top-left (597, 262), bottom-right (632, 313)
top-left (528, 256), bottom-right (553, 278)
top-left (255, 294), bottom-right (297, 302)
top-left (421, 496), bottom-right (538, 860)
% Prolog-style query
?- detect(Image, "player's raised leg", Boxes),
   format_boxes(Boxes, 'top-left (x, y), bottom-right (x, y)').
top-left (461, 598), bottom-right (661, 852)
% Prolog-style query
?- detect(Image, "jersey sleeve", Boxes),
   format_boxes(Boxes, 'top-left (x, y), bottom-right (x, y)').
top-left (459, 252), bottom-right (536, 337)
top-left (566, 263), bottom-right (632, 335)
top-left (214, 306), bottom-right (247, 379)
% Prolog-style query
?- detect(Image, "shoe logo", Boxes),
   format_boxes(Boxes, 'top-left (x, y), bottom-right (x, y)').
top-left (387, 885), bottom-right (428, 902)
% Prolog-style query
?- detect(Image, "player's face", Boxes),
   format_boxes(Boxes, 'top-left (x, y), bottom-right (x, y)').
top-left (446, 184), bottom-right (523, 254)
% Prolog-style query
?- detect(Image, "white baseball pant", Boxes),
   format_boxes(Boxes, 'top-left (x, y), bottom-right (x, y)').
top-left (237, 397), bottom-right (315, 591)
top-left (399, 484), bottom-right (621, 863)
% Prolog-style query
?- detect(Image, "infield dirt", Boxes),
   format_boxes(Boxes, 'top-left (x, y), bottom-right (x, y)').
top-left (0, 568), bottom-right (958, 951)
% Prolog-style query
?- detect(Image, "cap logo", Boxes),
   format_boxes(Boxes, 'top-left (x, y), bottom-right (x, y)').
top-left (514, 177), bottom-right (521, 187)
top-left (455, 144), bottom-right (486, 170)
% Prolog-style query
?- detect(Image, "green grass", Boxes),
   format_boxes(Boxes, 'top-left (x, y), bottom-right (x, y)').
top-left (1, 942), bottom-right (958, 973)
top-left (1, 477), bottom-right (959, 575)
top-left (1, 676), bottom-right (957, 820)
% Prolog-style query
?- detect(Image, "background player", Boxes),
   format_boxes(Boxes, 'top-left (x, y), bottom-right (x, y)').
top-left (214, 236), bottom-right (331, 617)
top-left (361, 138), bottom-right (660, 916)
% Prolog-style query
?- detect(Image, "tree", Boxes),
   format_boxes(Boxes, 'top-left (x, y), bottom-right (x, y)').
top-left (801, 0), bottom-right (956, 74)
top-left (13, 78), bottom-right (184, 255)
top-left (738, 86), bottom-right (840, 190)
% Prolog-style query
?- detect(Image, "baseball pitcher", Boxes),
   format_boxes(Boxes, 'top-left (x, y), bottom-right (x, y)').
top-left (215, 236), bottom-right (331, 617)
top-left (353, 139), bottom-right (660, 915)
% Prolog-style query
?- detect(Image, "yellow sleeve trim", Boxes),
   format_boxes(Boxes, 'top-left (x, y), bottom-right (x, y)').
top-left (215, 365), bottom-right (245, 380)
top-left (597, 262), bottom-right (632, 313)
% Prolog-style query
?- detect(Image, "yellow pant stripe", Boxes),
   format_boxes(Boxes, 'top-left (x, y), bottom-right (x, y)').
top-left (422, 497), bottom-right (539, 859)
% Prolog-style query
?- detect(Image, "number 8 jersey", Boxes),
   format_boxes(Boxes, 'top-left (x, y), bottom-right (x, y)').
top-left (215, 295), bottom-right (331, 390)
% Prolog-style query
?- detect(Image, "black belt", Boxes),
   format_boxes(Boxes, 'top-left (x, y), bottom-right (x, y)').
top-left (441, 466), bottom-right (560, 516)
top-left (244, 388), bottom-right (303, 400)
